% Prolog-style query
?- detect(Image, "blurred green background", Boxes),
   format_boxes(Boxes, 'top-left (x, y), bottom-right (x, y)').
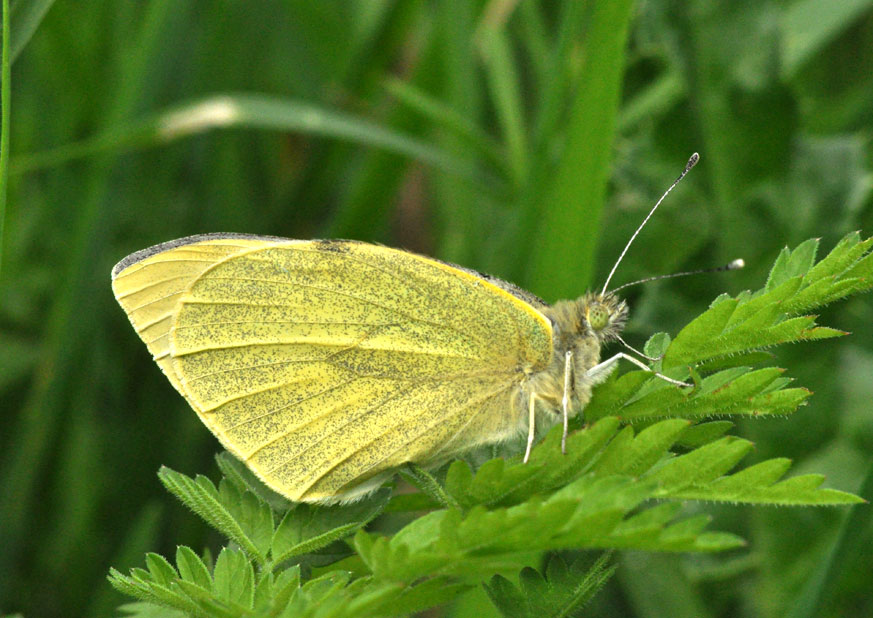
top-left (1, 1), bottom-right (872, 616)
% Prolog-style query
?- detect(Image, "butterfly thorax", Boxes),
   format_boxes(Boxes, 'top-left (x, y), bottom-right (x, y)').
top-left (526, 292), bottom-right (629, 415)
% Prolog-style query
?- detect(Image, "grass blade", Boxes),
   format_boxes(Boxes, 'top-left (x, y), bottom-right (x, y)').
top-left (12, 94), bottom-right (481, 184)
top-left (787, 458), bottom-right (873, 618)
top-left (0, 0), bottom-right (10, 277)
top-left (524, 0), bottom-right (635, 297)
top-left (477, 25), bottom-right (528, 187)
top-left (10, 0), bottom-right (55, 63)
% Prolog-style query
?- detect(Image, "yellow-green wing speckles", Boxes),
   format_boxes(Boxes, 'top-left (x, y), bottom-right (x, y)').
top-left (111, 235), bottom-right (287, 396)
top-left (114, 235), bottom-right (553, 502)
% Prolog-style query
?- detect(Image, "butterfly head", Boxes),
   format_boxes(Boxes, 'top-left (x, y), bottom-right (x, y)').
top-left (576, 292), bottom-right (628, 343)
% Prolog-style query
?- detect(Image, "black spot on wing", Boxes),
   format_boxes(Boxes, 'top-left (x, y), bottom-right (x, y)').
top-left (315, 239), bottom-right (355, 253)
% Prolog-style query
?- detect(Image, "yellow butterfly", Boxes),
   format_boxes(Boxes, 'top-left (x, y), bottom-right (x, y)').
top-left (112, 156), bottom-right (705, 504)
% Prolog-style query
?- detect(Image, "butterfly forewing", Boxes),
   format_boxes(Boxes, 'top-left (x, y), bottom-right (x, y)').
top-left (111, 236), bottom-right (278, 395)
top-left (113, 235), bottom-right (553, 502)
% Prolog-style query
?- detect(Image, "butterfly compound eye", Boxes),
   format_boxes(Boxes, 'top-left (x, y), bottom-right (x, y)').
top-left (587, 303), bottom-right (610, 331)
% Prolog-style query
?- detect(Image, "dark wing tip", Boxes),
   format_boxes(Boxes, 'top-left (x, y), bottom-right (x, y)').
top-left (110, 232), bottom-right (292, 280)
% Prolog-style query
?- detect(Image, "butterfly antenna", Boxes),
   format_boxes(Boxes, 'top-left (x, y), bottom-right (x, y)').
top-left (610, 258), bottom-right (745, 294)
top-left (601, 153), bottom-right (700, 295)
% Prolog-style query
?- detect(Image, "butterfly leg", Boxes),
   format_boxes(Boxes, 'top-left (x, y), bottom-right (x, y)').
top-left (616, 334), bottom-right (662, 362)
top-left (588, 352), bottom-right (690, 387)
top-left (524, 393), bottom-right (538, 464)
top-left (562, 350), bottom-right (572, 455)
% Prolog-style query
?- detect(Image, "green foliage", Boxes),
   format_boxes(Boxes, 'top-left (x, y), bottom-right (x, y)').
top-left (484, 553), bottom-right (616, 618)
top-left (109, 237), bottom-right (866, 616)
top-left (0, 0), bottom-right (10, 276)
top-left (586, 234), bottom-right (873, 428)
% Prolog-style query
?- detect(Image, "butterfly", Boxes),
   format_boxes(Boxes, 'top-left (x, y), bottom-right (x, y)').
top-left (112, 155), bottom-right (707, 503)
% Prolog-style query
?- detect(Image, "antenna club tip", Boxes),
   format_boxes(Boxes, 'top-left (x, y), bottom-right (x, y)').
top-left (686, 152), bottom-right (700, 170)
top-left (728, 258), bottom-right (745, 270)
top-left (603, 153), bottom-right (700, 293)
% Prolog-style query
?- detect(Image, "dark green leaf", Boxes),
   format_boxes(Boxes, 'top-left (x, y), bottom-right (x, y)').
top-left (212, 547), bottom-right (254, 610)
top-left (157, 467), bottom-right (268, 564)
top-left (175, 546), bottom-right (212, 591)
top-left (271, 488), bottom-right (390, 564)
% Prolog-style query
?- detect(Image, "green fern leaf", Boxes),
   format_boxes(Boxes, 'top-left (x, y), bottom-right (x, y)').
top-left (116, 602), bottom-right (188, 618)
top-left (211, 548), bottom-right (255, 610)
top-left (484, 553), bottom-right (616, 618)
top-left (175, 546), bottom-right (212, 591)
top-left (270, 488), bottom-right (390, 564)
top-left (674, 421), bottom-right (734, 447)
top-left (661, 233), bottom-right (873, 370)
top-left (157, 466), bottom-right (272, 564)
top-left (444, 417), bottom-right (621, 509)
top-left (108, 566), bottom-right (203, 616)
